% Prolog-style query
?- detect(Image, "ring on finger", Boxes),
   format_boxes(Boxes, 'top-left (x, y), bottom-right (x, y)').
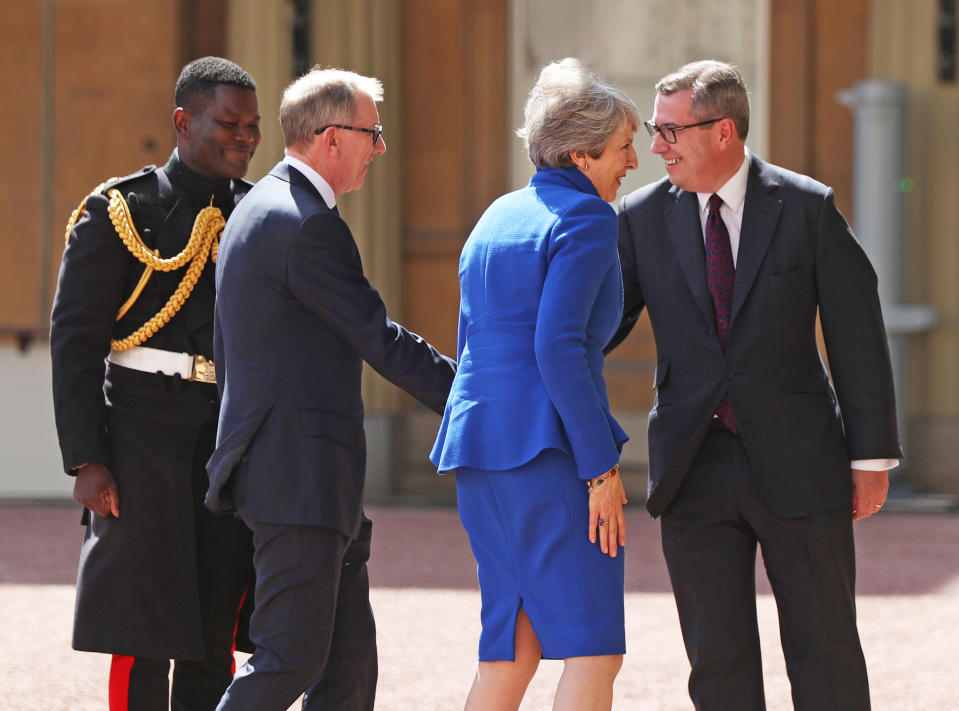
top-left (598, 517), bottom-right (607, 527)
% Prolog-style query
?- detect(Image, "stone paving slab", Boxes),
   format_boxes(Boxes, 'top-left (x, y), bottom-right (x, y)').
top-left (1, 503), bottom-right (957, 710)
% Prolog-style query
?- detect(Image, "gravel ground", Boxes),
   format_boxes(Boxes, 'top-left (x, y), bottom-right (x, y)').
top-left (1, 503), bottom-right (957, 710)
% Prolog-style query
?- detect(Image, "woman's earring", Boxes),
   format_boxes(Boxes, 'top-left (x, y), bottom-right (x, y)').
top-left (584, 162), bottom-right (589, 170)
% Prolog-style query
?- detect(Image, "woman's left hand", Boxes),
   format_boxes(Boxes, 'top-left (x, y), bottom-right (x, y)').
top-left (588, 465), bottom-right (627, 557)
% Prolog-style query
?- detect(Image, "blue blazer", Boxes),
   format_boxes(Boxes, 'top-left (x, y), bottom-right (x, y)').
top-left (431, 166), bottom-right (627, 479)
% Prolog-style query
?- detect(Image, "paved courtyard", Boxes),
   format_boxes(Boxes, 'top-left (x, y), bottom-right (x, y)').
top-left (1, 502), bottom-right (957, 710)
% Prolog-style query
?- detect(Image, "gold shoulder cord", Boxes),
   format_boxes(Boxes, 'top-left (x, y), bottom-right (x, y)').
top-left (64, 186), bottom-right (225, 351)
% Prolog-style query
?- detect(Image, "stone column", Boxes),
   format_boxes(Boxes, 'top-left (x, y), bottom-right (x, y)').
top-left (869, 0), bottom-right (959, 496)
top-left (225, 0), bottom-right (294, 181)
top-left (227, 0), bottom-right (403, 499)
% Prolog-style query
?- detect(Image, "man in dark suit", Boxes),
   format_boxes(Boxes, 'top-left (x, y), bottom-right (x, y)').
top-left (206, 67), bottom-right (456, 710)
top-left (51, 57), bottom-right (261, 710)
top-left (608, 61), bottom-right (902, 710)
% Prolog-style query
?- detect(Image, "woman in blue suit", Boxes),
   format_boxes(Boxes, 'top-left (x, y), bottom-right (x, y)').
top-left (430, 58), bottom-right (639, 711)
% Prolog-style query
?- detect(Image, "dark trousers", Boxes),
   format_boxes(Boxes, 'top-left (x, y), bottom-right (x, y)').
top-left (215, 516), bottom-right (377, 711)
top-left (660, 426), bottom-right (870, 711)
top-left (110, 490), bottom-right (253, 711)
top-left (108, 457), bottom-right (254, 711)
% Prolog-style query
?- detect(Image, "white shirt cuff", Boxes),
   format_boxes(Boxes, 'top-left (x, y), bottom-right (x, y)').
top-left (850, 458), bottom-right (899, 471)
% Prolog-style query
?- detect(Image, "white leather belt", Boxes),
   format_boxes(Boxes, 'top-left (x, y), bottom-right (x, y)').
top-left (107, 346), bottom-right (216, 384)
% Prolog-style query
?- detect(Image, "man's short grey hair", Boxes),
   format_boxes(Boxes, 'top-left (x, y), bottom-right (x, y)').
top-left (655, 60), bottom-right (750, 140)
top-left (518, 57), bottom-right (641, 169)
top-left (279, 67), bottom-right (384, 148)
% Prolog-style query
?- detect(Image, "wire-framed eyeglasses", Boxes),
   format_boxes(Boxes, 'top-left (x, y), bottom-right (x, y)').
top-left (643, 118), bottom-right (724, 144)
top-left (315, 123), bottom-right (383, 145)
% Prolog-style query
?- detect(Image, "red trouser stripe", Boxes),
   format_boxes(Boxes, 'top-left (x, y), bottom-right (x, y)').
top-left (108, 654), bottom-right (135, 711)
top-left (230, 583), bottom-right (251, 675)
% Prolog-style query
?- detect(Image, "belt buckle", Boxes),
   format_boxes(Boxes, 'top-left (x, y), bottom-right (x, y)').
top-left (190, 354), bottom-right (217, 384)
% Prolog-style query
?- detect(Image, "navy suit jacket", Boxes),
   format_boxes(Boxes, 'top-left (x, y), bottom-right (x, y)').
top-left (610, 154), bottom-right (902, 518)
top-left (207, 161), bottom-right (455, 535)
top-left (431, 166), bottom-right (627, 479)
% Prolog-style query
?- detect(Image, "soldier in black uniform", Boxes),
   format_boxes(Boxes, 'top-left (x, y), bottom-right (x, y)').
top-left (51, 57), bottom-right (261, 711)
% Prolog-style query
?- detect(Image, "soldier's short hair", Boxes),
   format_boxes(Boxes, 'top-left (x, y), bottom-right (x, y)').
top-left (175, 56), bottom-right (256, 111)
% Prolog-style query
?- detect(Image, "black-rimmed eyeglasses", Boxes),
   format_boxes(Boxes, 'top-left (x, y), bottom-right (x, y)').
top-left (315, 123), bottom-right (383, 145)
top-left (644, 118), bottom-right (724, 144)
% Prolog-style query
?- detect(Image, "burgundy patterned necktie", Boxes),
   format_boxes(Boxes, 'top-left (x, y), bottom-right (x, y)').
top-left (705, 193), bottom-right (738, 433)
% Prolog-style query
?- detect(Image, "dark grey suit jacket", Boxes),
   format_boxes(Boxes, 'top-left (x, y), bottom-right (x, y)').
top-left (610, 154), bottom-right (902, 518)
top-left (206, 161), bottom-right (455, 536)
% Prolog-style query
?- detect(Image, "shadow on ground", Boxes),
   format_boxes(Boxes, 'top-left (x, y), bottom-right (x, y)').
top-left (2, 502), bottom-right (957, 596)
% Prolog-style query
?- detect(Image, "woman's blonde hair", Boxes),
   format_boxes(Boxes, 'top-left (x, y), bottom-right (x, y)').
top-left (518, 57), bottom-right (640, 169)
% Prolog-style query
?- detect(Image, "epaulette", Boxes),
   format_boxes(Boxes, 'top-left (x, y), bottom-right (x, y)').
top-left (91, 164), bottom-right (158, 197)
top-left (65, 165), bottom-right (159, 245)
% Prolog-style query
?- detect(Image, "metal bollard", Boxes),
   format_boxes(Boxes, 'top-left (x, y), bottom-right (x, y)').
top-left (836, 80), bottom-right (937, 479)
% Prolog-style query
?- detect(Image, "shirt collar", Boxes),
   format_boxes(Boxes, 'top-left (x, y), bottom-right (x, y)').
top-left (696, 146), bottom-right (751, 215)
top-left (283, 153), bottom-right (336, 209)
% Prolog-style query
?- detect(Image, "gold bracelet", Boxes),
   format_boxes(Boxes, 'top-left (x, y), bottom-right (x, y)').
top-left (587, 465), bottom-right (619, 492)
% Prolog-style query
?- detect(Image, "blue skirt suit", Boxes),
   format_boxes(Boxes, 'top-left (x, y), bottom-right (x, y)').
top-left (430, 166), bottom-right (629, 661)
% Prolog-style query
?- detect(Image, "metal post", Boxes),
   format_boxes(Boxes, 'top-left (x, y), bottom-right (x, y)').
top-left (837, 80), bottom-right (936, 480)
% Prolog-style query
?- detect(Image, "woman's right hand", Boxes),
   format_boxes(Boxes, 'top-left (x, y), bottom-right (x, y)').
top-left (588, 465), bottom-right (627, 557)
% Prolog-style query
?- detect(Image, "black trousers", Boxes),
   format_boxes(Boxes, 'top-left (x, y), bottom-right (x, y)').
top-left (660, 425), bottom-right (870, 711)
top-left (109, 424), bottom-right (254, 711)
top-left (215, 516), bottom-right (377, 711)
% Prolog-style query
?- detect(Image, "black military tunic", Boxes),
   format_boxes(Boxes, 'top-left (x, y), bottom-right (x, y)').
top-left (51, 151), bottom-right (254, 659)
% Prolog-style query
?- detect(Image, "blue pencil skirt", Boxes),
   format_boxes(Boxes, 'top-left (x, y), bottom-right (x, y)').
top-left (454, 447), bottom-right (625, 661)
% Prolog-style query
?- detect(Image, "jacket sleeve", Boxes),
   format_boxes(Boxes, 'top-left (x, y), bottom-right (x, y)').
top-left (287, 211), bottom-right (455, 414)
top-left (50, 193), bottom-right (132, 471)
top-left (814, 188), bottom-right (902, 460)
top-left (534, 199), bottom-right (622, 479)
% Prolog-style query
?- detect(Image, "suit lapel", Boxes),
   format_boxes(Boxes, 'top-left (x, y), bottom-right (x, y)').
top-left (666, 187), bottom-right (714, 328)
top-left (730, 156), bottom-right (782, 324)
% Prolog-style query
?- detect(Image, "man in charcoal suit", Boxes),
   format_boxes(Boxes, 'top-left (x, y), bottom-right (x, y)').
top-left (608, 60), bottom-right (901, 710)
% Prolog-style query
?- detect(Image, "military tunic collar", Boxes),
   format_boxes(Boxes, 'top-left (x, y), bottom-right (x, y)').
top-left (164, 150), bottom-right (238, 211)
